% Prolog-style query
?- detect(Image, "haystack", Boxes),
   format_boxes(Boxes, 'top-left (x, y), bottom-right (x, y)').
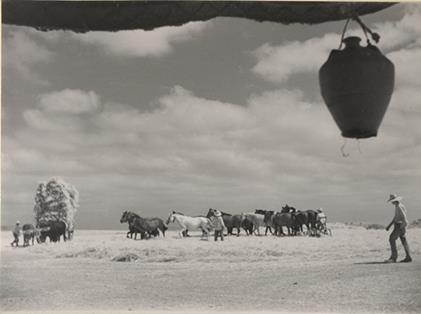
top-left (34, 177), bottom-right (79, 232)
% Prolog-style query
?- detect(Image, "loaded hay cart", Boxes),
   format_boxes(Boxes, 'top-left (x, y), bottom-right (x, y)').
top-left (34, 178), bottom-right (79, 242)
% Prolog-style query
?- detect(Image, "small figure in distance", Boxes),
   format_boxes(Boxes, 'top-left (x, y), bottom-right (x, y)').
top-left (10, 221), bottom-right (21, 247)
top-left (211, 209), bottom-right (226, 242)
top-left (385, 194), bottom-right (412, 263)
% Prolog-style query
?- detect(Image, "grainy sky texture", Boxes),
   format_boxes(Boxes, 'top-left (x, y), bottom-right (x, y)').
top-left (2, 3), bottom-right (421, 229)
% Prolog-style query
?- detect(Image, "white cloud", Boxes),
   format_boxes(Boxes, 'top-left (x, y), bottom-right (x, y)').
top-left (252, 4), bottom-right (421, 84)
top-left (4, 83), bottom-right (421, 225)
top-left (38, 89), bottom-right (101, 114)
top-left (389, 87), bottom-right (421, 113)
top-left (22, 89), bottom-right (101, 132)
top-left (3, 5), bottom-right (421, 225)
top-left (22, 109), bottom-right (85, 131)
top-left (252, 33), bottom-right (338, 83)
top-left (388, 48), bottom-right (421, 88)
top-left (12, 84), bottom-right (419, 185)
top-left (12, 85), bottom-right (337, 177)
top-left (71, 22), bottom-right (210, 57)
top-left (2, 29), bottom-right (53, 83)
top-left (374, 4), bottom-right (421, 52)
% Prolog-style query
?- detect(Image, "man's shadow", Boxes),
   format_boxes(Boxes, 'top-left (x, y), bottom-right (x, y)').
top-left (354, 261), bottom-right (392, 265)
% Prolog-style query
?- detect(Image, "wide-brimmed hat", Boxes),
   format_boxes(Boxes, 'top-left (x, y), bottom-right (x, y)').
top-left (387, 194), bottom-right (402, 203)
top-left (213, 209), bottom-right (222, 217)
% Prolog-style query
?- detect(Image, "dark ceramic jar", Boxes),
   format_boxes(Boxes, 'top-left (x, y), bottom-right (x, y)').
top-left (319, 36), bottom-right (394, 139)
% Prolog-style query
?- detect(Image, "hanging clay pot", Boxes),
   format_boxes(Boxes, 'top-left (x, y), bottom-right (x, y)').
top-left (319, 36), bottom-right (394, 139)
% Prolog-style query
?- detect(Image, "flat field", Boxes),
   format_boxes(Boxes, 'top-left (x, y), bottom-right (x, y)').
top-left (1, 224), bottom-right (420, 313)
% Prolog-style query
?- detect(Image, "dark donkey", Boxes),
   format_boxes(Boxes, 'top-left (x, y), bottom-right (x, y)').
top-left (120, 211), bottom-right (167, 239)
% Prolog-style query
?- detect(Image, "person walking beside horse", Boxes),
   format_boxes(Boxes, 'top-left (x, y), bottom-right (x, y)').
top-left (210, 209), bottom-right (226, 241)
top-left (385, 194), bottom-right (412, 263)
top-left (10, 221), bottom-right (21, 247)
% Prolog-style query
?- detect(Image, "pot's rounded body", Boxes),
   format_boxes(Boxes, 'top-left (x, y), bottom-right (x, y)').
top-left (319, 36), bottom-right (394, 139)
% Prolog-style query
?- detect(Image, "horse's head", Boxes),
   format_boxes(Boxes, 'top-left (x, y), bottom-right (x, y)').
top-left (255, 209), bottom-right (266, 215)
top-left (120, 211), bottom-right (130, 223)
top-left (281, 205), bottom-right (292, 213)
top-left (206, 208), bottom-right (215, 218)
top-left (166, 211), bottom-right (176, 225)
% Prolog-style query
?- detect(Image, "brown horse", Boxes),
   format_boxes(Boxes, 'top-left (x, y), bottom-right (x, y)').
top-left (282, 205), bottom-right (318, 235)
top-left (255, 209), bottom-right (275, 235)
top-left (120, 211), bottom-right (167, 239)
top-left (272, 212), bottom-right (295, 236)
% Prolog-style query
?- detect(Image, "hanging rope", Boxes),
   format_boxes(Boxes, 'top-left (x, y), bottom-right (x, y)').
top-left (338, 18), bottom-right (351, 49)
top-left (357, 139), bottom-right (363, 155)
top-left (340, 138), bottom-right (350, 158)
top-left (352, 15), bottom-right (380, 44)
top-left (338, 15), bottom-right (380, 49)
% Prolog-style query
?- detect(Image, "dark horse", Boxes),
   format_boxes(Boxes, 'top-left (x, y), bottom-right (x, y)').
top-left (38, 220), bottom-right (67, 243)
top-left (255, 209), bottom-right (275, 235)
top-left (282, 204), bottom-right (318, 235)
top-left (241, 216), bottom-right (255, 235)
top-left (206, 208), bottom-right (243, 236)
top-left (272, 212), bottom-right (295, 236)
top-left (120, 211), bottom-right (167, 239)
top-left (120, 211), bottom-right (142, 239)
top-left (281, 204), bottom-right (297, 213)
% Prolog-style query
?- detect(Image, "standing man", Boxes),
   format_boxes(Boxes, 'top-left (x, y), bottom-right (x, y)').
top-left (11, 221), bottom-right (22, 247)
top-left (211, 209), bottom-right (226, 241)
top-left (385, 194), bottom-right (412, 263)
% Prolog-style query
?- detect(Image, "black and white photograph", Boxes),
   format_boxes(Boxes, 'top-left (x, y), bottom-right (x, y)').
top-left (1, 1), bottom-right (421, 313)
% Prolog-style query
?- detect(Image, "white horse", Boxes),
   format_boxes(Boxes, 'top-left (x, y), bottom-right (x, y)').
top-left (166, 211), bottom-right (212, 239)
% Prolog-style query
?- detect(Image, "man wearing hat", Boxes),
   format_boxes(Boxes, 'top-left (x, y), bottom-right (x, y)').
top-left (385, 194), bottom-right (412, 263)
top-left (11, 221), bottom-right (22, 247)
top-left (210, 209), bottom-right (226, 241)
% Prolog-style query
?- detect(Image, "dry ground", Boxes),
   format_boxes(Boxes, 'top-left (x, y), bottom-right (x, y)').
top-left (1, 224), bottom-right (420, 313)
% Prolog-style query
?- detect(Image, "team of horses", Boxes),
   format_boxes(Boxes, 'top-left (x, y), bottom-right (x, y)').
top-left (120, 204), bottom-right (326, 240)
top-left (12, 221), bottom-right (73, 247)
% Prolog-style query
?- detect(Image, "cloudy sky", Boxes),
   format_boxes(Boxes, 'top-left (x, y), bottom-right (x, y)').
top-left (2, 3), bottom-right (421, 229)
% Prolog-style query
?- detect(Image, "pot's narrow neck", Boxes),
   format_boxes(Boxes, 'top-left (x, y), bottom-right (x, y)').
top-left (343, 36), bottom-right (362, 49)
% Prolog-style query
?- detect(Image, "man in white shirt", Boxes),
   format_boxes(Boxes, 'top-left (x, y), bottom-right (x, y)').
top-left (385, 194), bottom-right (412, 263)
